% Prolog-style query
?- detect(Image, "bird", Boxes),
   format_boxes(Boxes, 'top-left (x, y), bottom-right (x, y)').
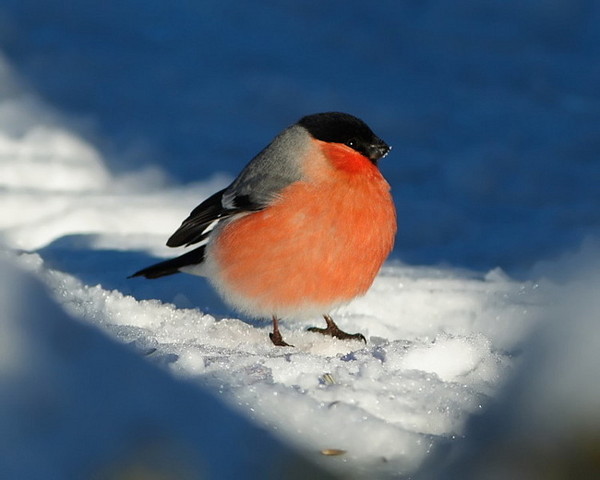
top-left (131, 112), bottom-right (397, 347)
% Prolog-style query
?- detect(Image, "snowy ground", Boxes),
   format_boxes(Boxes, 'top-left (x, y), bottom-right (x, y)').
top-left (1, 2), bottom-right (600, 479)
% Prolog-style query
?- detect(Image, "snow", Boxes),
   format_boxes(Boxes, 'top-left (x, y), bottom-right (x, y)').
top-left (424, 268), bottom-right (600, 480)
top-left (0, 255), bottom-right (331, 480)
top-left (1, 2), bottom-right (600, 478)
top-left (5, 251), bottom-right (542, 478)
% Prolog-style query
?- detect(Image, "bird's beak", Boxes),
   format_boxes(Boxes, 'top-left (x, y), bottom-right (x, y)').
top-left (367, 140), bottom-right (391, 163)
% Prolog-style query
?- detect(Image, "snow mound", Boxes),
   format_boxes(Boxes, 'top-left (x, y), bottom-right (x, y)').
top-left (0, 254), bottom-right (333, 480)
top-left (14, 251), bottom-right (542, 478)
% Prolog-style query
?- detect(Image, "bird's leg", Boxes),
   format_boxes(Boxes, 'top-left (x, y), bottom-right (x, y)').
top-left (269, 316), bottom-right (293, 347)
top-left (308, 314), bottom-right (367, 343)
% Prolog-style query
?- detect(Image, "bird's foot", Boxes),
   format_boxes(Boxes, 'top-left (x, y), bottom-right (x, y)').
top-left (307, 314), bottom-right (367, 343)
top-left (269, 331), bottom-right (294, 347)
top-left (270, 316), bottom-right (294, 347)
top-left (307, 326), bottom-right (367, 343)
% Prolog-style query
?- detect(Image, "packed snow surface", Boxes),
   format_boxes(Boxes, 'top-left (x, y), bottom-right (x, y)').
top-left (1, 2), bottom-right (600, 478)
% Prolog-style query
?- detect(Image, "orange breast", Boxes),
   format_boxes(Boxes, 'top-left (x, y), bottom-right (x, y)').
top-left (209, 142), bottom-right (397, 317)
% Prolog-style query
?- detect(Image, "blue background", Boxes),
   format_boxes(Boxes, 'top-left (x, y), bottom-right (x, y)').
top-left (2, 0), bottom-right (599, 275)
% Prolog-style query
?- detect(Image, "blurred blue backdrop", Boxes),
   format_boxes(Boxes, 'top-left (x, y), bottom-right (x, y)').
top-left (1, 0), bottom-right (599, 275)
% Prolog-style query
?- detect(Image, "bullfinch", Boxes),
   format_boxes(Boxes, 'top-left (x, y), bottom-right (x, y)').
top-left (131, 112), bottom-right (397, 346)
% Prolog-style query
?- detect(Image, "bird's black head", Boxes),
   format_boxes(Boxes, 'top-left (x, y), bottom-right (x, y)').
top-left (299, 112), bottom-right (390, 163)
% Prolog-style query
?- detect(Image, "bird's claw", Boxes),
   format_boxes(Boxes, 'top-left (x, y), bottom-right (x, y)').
top-left (269, 331), bottom-right (294, 347)
top-left (307, 326), bottom-right (367, 343)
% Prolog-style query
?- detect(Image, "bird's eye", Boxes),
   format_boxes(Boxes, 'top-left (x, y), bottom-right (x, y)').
top-left (345, 138), bottom-right (358, 148)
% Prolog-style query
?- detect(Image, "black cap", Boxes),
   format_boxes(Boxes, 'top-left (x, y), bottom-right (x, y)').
top-left (299, 112), bottom-right (390, 163)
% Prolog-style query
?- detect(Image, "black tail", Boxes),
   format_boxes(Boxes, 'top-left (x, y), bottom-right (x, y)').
top-left (129, 245), bottom-right (206, 279)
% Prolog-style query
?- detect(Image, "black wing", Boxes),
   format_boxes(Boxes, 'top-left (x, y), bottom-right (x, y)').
top-left (129, 189), bottom-right (265, 279)
top-left (166, 188), bottom-right (263, 248)
top-left (129, 245), bottom-right (207, 279)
